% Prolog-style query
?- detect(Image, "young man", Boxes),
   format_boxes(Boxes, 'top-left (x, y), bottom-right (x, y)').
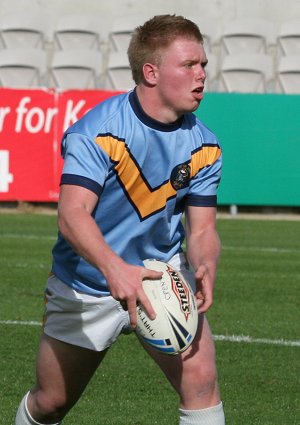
top-left (15, 14), bottom-right (225, 425)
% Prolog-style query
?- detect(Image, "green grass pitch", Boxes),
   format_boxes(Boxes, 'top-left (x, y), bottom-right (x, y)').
top-left (0, 212), bottom-right (299, 424)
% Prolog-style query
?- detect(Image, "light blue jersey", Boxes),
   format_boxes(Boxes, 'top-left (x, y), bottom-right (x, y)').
top-left (52, 89), bottom-right (222, 295)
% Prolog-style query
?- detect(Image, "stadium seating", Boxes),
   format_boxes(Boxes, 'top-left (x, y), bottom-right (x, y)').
top-left (187, 16), bottom-right (221, 52)
top-left (276, 55), bottom-right (300, 94)
top-left (0, 47), bottom-right (47, 87)
top-left (277, 19), bottom-right (300, 56)
top-left (105, 50), bottom-right (134, 91)
top-left (0, 13), bottom-right (46, 49)
top-left (220, 18), bottom-right (275, 56)
top-left (52, 13), bottom-right (102, 50)
top-left (0, 8), bottom-right (299, 93)
top-left (48, 49), bottom-right (103, 89)
top-left (219, 53), bottom-right (274, 93)
top-left (109, 15), bottom-right (149, 52)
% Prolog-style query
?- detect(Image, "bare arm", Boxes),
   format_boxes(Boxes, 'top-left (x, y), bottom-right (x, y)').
top-left (185, 205), bottom-right (221, 313)
top-left (57, 184), bottom-right (161, 327)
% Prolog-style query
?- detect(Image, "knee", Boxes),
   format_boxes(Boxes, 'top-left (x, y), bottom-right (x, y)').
top-left (180, 360), bottom-right (219, 406)
top-left (190, 362), bottom-right (218, 394)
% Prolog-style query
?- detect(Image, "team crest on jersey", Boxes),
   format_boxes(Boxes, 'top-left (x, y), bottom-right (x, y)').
top-left (170, 163), bottom-right (191, 190)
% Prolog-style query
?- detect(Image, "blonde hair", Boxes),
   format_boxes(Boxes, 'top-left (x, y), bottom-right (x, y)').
top-left (127, 14), bottom-right (203, 84)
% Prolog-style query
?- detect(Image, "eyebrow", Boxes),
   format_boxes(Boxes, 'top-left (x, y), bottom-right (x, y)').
top-left (183, 58), bottom-right (208, 66)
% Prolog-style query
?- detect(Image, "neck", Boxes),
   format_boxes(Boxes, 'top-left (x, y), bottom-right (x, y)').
top-left (135, 85), bottom-right (182, 124)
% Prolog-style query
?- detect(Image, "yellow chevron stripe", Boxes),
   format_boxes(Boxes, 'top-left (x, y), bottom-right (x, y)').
top-left (190, 145), bottom-right (221, 177)
top-left (96, 135), bottom-right (221, 219)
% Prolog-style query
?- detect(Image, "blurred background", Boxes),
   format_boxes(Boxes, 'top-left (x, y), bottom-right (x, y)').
top-left (0, 0), bottom-right (300, 215)
top-left (0, 0), bottom-right (300, 92)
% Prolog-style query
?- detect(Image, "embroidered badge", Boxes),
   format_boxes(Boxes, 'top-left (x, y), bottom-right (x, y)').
top-left (170, 163), bottom-right (191, 190)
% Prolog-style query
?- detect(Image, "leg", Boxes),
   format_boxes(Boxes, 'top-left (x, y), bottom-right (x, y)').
top-left (139, 314), bottom-right (223, 414)
top-left (16, 275), bottom-right (130, 424)
top-left (27, 333), bottom-right (108, 423)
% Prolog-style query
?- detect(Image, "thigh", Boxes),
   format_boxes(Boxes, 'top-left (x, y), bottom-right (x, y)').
top-left (138, 315), bottom-right (220, 408)
top-left (32, 333), bottom-right (108, 411)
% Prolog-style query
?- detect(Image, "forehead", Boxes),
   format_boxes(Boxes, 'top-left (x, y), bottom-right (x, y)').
top-left (161, 37), bottom-right (206, 63)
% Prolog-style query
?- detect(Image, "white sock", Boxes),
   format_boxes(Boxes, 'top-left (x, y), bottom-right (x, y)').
top-left (179, 402), bottom-right (225, 425)
top-left (15, 392), bottom-right (61, 425)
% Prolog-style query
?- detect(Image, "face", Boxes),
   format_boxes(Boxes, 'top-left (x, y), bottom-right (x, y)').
top-left (154, 38), bottom-right (208, 122)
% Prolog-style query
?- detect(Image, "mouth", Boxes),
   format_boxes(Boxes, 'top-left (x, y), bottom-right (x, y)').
top-left (192, 86), bottom-right (204, 100)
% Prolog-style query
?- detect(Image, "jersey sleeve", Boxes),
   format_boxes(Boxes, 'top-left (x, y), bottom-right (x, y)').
top-left (186, 153), bottom-right (222, 207)
top-left (60, 132), bottom-right (110, 197)
top-left (184, 116), bottom-right (222, 208)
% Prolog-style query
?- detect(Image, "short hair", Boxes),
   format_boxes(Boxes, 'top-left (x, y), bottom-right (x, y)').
top-left (127, 14), bottom-right (203, 85)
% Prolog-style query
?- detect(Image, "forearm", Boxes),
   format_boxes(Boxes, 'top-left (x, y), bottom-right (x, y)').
top-left (186, 227), bottom-right (221, 280)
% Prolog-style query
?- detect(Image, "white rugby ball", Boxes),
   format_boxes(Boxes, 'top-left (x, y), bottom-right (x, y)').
top-left (136, 259), bottom-right (198, 355)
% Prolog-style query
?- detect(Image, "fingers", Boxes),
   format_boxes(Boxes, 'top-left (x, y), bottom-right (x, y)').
top-left (138, 287), bottom-right (156, 320)
top-left (195, 290), bottom-right (205, 309)
top-left (138, 268), bottom-right (162, 322)
top-left (194, 265), bottom-right (214, 313)
top-left (124, 287), bottom-right (156, 329)
top-left (197, 290), bottom-right (213, 313)
top-left (126, 298), bottom-right (139, 329)
top-left (142, 269), bottom-right (163, 281)
top-left (120, 267), bottom-right (162, 329)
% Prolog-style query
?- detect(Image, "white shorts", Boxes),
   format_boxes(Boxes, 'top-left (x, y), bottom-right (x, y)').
top-left (43, 253), bottom-right (194, 352)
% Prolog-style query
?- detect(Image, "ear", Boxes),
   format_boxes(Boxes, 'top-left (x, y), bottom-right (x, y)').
top-left (142, 63), bottom-right (158, 85)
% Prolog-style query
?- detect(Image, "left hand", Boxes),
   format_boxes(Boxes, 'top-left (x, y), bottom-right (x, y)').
top-left (194, 264), bottom-right (214, 313)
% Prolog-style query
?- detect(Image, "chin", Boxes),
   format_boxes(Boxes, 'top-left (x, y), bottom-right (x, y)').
top-left (189, 101), bottom-right (202, 112)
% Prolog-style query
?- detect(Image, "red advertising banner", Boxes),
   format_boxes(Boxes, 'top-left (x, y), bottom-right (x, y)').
top-left (0, 88), bottom-right (56, 201)
top-left (0, 88), bottom-right (121, 202)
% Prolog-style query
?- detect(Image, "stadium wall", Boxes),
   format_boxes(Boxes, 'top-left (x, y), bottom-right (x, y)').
top-left (196, 93), bottom-right (300, 207)
top-left (1, 88), bottom-right (299, 207)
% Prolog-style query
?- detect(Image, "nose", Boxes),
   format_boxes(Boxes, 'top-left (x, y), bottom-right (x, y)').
top-left (196, 64), bottom-right (206, 82)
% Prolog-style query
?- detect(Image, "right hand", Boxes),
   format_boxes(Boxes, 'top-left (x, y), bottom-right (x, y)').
top-left (104, 261), bottom-right (162, 328)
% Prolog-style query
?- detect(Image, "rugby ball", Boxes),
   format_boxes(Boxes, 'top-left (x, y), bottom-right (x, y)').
top-left (136, 259), bottom-right (198, 355)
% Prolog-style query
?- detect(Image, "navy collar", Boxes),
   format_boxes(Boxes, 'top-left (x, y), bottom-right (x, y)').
top-left (129, 89), bottom-right (184, 132)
